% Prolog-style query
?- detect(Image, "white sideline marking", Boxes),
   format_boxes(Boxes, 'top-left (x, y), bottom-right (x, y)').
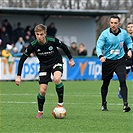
top-left (0, 101), bottom-right (37, 104)
top-left (0, 101), bottom-right (127, 106)
top-left (0, 93), bottom-right (101, 97)
top-left (0, 93), bottom-right (121, 96)
top-left (0, 94), bottom-right (35, 96)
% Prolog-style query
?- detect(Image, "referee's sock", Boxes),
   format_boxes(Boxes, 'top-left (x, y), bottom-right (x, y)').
top-left (121, 86), bottom-right (127, 103)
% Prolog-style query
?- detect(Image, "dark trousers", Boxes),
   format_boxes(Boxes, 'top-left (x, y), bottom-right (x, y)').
top-left (101, 56), bottom-right (128, 104)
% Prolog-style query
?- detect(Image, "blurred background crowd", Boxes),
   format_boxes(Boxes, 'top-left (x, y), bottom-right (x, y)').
top-left (0, 18), bottom-right (90, 65)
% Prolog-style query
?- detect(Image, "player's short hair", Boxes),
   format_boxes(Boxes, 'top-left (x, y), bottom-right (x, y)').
top-left (110, 15), bottom-right (120, 22)
top-left (34, 24), bottom-right (47, 33)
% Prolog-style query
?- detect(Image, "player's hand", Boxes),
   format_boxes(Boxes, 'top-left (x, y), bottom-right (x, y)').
top-left (15, 76), bottom-right (21, 86)
top-left (69, 58), bottom-right (75, 68)
top-left (100, 57), bottom-right (106, 63)
top-left (127, 50), bottom-right (132, 58)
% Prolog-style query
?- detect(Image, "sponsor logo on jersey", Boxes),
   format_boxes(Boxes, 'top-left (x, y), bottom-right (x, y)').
top-left (38, 51), bottom-right (54, 56)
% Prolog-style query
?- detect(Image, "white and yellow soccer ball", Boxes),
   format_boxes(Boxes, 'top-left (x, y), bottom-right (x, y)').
top-left (52, 106), bottom-right (66, 119)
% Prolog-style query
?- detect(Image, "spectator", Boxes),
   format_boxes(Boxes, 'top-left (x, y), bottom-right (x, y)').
top-left (2, 19), bottom-right (13, 43)
top-left (0, 39), bottom-right (2, 56)
top-left (69, 42), bottom-right (78, 56)
top-left (21, 35), bottom-right (31, 53)
top-left (24, 34), bottom-right (32, 44)
top-left (2, 44), bottom-right (14, 64)
top-left (77, 43), bottom-right (87, 56)
top-left (92, 47), bottom-right (97, 56)
top-left (25, 25), bottom-right (32, 33)
top-left (15, 37), bottom-right (25, 53)
top-left (31, 23), bottom-right (37, 38)
top-left (11, 47), bottom-right (22, 57)
top-left (47, 22), bottom-right (57, 37)
top-left (0, 26), bottom-right (10, 49)
top-left (13, 22), bottom-right (25, 43)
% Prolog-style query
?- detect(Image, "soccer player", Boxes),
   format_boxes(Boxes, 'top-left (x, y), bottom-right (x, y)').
top-left (96, 15), bottom-right (132, 112)
top-left (118, 22), bottom-right (133, 98)
top-left (15, 24), bottom-right (75, 118)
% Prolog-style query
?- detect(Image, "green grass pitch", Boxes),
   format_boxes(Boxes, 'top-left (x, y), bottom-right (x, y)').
top-left (0, 80), bottom-right (132, 133)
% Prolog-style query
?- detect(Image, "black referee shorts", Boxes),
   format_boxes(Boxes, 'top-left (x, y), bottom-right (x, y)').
top-left (102, 56), bottom-right (126, 80)
top-left (38, 63), bottom-right (63, 85)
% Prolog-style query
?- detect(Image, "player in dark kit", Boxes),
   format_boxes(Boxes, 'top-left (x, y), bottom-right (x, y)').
top-left (118, 22), bottom-right (133, 98)
top-left (15, 24), bottom-right (75, 118)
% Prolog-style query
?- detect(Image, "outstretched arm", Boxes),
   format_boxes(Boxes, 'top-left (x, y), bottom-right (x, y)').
top-left (15, 54), bottom-right (28, 86)
top-left (60, 43), bottom-right (75, 67)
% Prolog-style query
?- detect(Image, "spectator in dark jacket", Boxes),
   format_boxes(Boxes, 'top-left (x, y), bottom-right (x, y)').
top-left (69, 42), bottom-right (78, 56)
top-left (47, 22), bottom-right (57, 37)
top-left (78, 43), bottom-right (87, 56)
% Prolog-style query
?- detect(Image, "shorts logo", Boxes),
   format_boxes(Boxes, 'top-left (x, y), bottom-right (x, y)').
top-left (49, 46), bottom-right (53, 51)
top-left (39, 72), bottom-right (47, 76)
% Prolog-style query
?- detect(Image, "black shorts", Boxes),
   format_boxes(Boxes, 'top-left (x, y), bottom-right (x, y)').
top-left (102, 56), bottom-right (126, 80)
top-left (38, 63), bottom-right (63, 84)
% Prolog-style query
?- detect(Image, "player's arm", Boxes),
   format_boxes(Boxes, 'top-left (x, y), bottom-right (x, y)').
top-left (125, 32), bottom-right (132, 58)
top-left (15, 54), bottom-right (28, 86)
top-left (61, 43), bottom-right (75, 67)
top-left (15, 45), bottom-right (33, 86)
top-left (56, 39), bottom-right (75, 67)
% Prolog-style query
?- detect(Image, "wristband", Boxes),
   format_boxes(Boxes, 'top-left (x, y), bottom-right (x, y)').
top-left (99, 55), bottom-right (103, 59)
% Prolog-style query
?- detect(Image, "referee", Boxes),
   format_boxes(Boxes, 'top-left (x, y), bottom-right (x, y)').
top-left (96, 15), bottom-right (132, 112)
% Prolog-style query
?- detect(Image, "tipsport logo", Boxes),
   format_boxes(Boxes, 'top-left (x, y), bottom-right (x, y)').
top-left (79, 60), bottom-right (102, 78)
top-left (1, 58), bottom-right (16, 74)
top-left (1, 58), bottom-right (40, 78)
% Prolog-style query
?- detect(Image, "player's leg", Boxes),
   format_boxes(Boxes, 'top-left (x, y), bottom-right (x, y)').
top-left (36, 84), bottom-right (47, 118)
top-left (115, 62), bottom-right (131, 112)
top-left (36, 68), bottom-right (51, 118)
top-left (118, 65), bottom-right (131, 99)
top-left (52, 64), bottom-right (64, 107)
top-left (53, 71), bottom-right (64, 107)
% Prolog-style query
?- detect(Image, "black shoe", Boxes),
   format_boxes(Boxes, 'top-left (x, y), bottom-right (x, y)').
top-left (123, 102), bottom-right (131, 112)
top-left (102, 102), bottom-right (108, 111)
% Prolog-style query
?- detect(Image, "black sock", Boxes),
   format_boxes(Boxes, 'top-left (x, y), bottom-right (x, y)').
top-left (56, 82), bottom-right (64, 103)
top-left (121, 86), bottom-right (128, 103)
top-left (37, 93), bottom-right (45, 112)
top-left (101, 79), bottom-right (110, 104)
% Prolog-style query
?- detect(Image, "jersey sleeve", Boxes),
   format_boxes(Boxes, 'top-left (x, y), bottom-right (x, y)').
top-left (23, 45), bottom-right (34, 56)
top-left (17, 45), bottom-right (34, 76)
top-left (124, 31), bottom-right (132, 50)
top-left (96, 32), bottom-right (105, 57)
top-left (55, 38), bottom-right (73, 59)
top-left (17, 54), bottom-right (28, 76)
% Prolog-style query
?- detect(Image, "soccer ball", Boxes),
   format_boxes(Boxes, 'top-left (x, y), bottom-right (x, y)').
top-left (52, 106), bottom-right (66, 119)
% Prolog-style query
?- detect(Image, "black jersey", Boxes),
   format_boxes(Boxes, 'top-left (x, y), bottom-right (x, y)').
top-left (124, 36), bottom-right (133, 73)
top-left (17, 36), bottom-right (72, 76)
top-left (124, 36), bottom-right (133, 53)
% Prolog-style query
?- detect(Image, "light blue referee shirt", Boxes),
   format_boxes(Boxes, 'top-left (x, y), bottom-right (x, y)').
top-left (96, 28), bottom-right (132, 60)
